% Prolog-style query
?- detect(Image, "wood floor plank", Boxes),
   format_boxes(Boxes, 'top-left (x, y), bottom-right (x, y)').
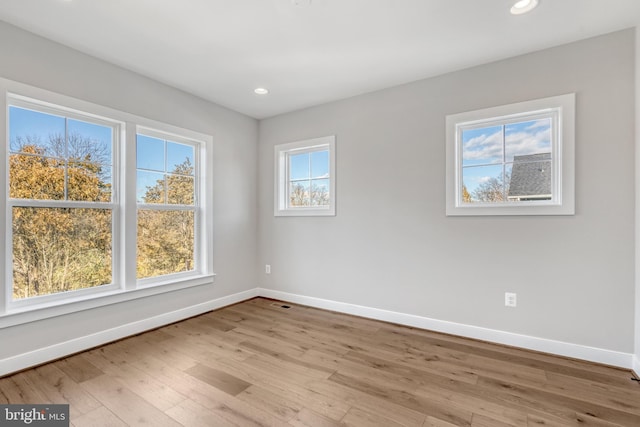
top-left (307, 379), bottom-right (426, 427)
top-left (236, 384), bottom-right (303, 421)
top-left (341, 406), bottom-right (406, 427)
top-left (287, 408), bottom-right (343, 427)
top-left (80, 375), bottom-right (181, 426)
top-left (82, 348), bottom-right (187, 412)
top-left (209, 356), bottom-right (350, 421)
top-left (0, 371), bottom-right (49, 404)
top-left (184, 363), bottom-right (251, 396)
top-left (164, 398), bottom-right (236, 427)
top-left (22, 364), bottom-right (102, 418)
top-left (2, 297), bottom-right (639, 427)
top-left (131, 354), bottom-right (284, 426)
top-left (329, 371), bottom-right (473, 426)
top-left (54, 354), bottom-right (104, 384)
top-left (72, 406), bottom-right (127, 427)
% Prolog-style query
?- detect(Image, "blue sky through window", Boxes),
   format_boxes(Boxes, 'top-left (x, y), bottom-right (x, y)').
top-left (461, 119), bottom-right (551, 196)
top-left (136, 134), bottom-right (195, 203)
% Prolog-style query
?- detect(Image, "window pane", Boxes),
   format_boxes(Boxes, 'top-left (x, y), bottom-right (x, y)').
top-left (137, 209), bottom-right (194, 279)
top-left (137, 134), bottom-right (165, 171)
top-left (507, 154), bottom-right (552, 201)
top-left (310, 150), bottom-right (329, 178)
top-left (67, 119), bottom-right (113, 165)
top-left (289, 153), bottom-right (310, 180)
top-left (12, 207), bottom-right (112, 300)
top-left (462, 125), bottom-right (503, 167)
top-left (9, 106), bottom-right (65, 156)
top-left (68, 161), bottom-right (113, 202)
top-left (9, 154), bottom-right (65, 200)
top-left (289, 181), bottom-right (310, 207)
top-left (311, 179), bottom-right (330, 206)
top-left (167, 142), bottom-right (194, 175)
top-left (505, 118), bottom-right (552, 162)
top-left (137, 170), bottom-right (165, 203)
top-left (462, 164), bottom-right (505, 203)
top-left (167, 174), bottom-right (194, 205)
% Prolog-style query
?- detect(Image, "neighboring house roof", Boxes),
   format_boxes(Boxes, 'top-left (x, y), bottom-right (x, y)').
top-left (507, 153), bottom-right (551, 200)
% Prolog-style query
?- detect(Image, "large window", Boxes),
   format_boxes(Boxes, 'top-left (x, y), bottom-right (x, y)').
top-left (274, 135), bottom-right (336, 216)
top-left (1, 79), bottom-right (213, 322)
top-left (8, 100), bottom-right (118, 307)
top-left (445, 94), bottom-right (575, 216)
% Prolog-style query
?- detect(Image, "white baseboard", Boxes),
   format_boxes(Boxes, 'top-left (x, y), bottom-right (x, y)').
top-left (1, 286), bottom-right (635, 377)
top-left (633, 354), bottom-right (640, 377)
top-left (258, 288), bottom-right (635, 370)
top-left (0, 288), bottom-right (259, 377)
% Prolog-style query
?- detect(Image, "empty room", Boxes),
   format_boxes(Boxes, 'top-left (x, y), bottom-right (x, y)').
top-left (1, 0), bottom-right (640, 426)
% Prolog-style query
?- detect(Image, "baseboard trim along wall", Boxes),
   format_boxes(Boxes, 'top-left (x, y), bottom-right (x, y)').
top-left (0, 288), bottom-right (259, 378)
top-left (258, 288), bottom-right (636, 370)
top-left (633, 355), bottom-right (640, 378)
top-left (1, 287), bottom-right (635, 377)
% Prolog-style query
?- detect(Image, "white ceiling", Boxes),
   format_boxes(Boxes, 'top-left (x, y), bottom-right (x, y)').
top-left (0, 0), bottom-right (639, 119)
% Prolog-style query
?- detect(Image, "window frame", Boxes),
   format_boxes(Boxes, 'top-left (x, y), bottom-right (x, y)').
top-left (274, 135), bottom-right (336, 217)
top-left (135, 126), bottom-right (202, 285)
top-left (445, 94), bottom-right (575, 216)
top-left (6, 95), bottom-right (122, 312)
top-left (0, 78), bottom-right (214, 327)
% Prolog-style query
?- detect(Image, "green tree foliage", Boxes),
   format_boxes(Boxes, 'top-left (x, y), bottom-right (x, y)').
top-left (137, 158), bottom-right (195, 279)
top-left (10, 134), bottom-right (112, 300)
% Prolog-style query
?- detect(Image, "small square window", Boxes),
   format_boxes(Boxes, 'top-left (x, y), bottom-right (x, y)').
top-left (274, 136), bottom-right (336, 216)
top-left (446, 94), bottom-right (575, 216)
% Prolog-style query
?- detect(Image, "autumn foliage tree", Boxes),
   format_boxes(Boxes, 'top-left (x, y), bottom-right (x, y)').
top-left (136, 158), bottom-right (195, 279)
top-left (10, 134), bottom-right (112, 299)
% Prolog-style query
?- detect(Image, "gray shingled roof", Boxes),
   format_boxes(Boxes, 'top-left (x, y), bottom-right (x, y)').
top-left (507, 153), bottom-right (551, 199)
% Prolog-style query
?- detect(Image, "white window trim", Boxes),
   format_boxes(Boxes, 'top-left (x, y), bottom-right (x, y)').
top-left (274, 135), bottom-right (336, 217)
top-left (135, 126), bottom-right (204, 286)
top-left (0, 78), bottom-right (215, 327)
top-left (445, 93), bottom-right (575, 216)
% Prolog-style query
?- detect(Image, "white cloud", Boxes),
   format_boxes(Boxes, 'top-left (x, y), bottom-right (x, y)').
top-left (505, 126), bottom-right (551, 160)
top-left (462, 130), bottom-right (502, 162)
top-left (463, 123), bottom-right (551, 163)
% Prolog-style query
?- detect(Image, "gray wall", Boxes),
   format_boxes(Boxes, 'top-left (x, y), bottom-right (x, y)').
top-left (635, 27), bottom-right (640, 372)
top-left (258, 30), bottom-right (636, 353)
top-left (0, 21), bottom-right (258, 360)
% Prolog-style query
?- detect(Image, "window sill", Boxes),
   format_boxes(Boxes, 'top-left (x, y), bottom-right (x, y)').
top-left (0, 273), bottom-right (215, 329)
top-left (275, 207), bottom-right (336, 217)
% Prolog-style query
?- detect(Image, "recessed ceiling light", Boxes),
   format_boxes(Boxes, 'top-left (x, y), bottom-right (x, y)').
top-left (510, 0), bottom-right (539, 15)
top-left (254, 88), bottom-right (269, 95)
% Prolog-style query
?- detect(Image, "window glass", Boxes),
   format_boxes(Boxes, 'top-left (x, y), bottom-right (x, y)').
top-left (275, 136), bottom-right (336, 216)
top-left (445, 94), bottom-right (575, 216)
top-left (8, 105), bottom-right (115, 300)
top-left (136, 133), bottom-right (197, 279)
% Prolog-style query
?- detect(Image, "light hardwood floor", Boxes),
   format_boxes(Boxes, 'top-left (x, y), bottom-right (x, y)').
top-left (1, 297), bottom-right (639, 426)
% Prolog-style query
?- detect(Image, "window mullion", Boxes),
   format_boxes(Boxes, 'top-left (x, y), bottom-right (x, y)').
top-left (122, 122), bottom-right (138, 291)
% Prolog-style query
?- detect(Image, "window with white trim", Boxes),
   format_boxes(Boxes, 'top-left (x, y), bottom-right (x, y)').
top-left (1, 79), bottom-right (213, 322)
top-left (445, 94), bottom-right (575, 216)
top-left (275, 135), bottom-right (336, 216)
top-left (7, 98), bottom-right (119, 307)
top-left (136, 130), bottom-right (198, 280)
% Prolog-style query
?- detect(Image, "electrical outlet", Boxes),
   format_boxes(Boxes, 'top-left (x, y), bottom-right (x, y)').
top-left (505, 292), bottom-right (517, 307)
top-left (265, 264), bottom-right (271, 274)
